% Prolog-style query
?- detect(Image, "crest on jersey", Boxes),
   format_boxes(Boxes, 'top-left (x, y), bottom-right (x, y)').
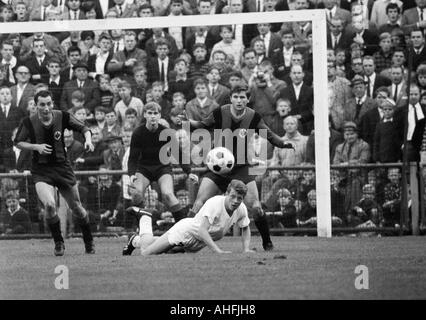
top-left (54, 131), bottom-right (61, 141)
top-left (238, 129), bottom-right (247, 138)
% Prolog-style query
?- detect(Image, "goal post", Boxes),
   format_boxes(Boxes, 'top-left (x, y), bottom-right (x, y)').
top-left (0, 10), bottom-right (331, 237)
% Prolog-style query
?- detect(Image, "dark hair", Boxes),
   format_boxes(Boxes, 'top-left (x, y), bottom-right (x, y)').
top-left (67, 45), bottom-right (81, 56)
top-left (227, 179), bottom-right (248, 197)
top-left (243, 48), bottom-right (256, 57)
top-left (81, 30), bottom-right (95, 41)
top-left (230, 84), bottom-right (248, 95)
top-left (125, 108), bottom-right (138, 116)
top-left (386, 2), bottom-right (400, 14)
top-left (155, 38), bottom-right (170, 49)
top-left (34, 90), bottom-right (52, 104)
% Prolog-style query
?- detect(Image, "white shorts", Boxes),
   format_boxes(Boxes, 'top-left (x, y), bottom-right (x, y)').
top-left (166, 218), bottom-right (206, 253)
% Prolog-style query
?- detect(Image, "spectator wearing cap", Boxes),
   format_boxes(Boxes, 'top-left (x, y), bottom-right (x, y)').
top-left (333, 121), bottom-right (371, 165)
top-left (60, 61), bottom-right (101, 112)
top-left (373, 97), bottom-right (403, 163)
top-left (333, 121), bottom-right (371, 213)
top-left (102, 134), bottom-right (125, 176)
top-left (346, 75), bottom-right (377, 126)
top-left (87, 32), bottom-right (113, 80)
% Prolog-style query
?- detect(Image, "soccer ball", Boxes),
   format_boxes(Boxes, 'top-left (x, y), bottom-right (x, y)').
top-left (206, 147), bottom-right (235, 176)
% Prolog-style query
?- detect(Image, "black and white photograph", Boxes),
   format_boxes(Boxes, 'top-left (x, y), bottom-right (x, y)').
top-left (0, 0), bottom-right (425, 306)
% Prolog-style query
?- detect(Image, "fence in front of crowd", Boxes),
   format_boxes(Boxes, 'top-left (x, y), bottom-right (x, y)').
top-left (0, 163), bottom-right (424, 238)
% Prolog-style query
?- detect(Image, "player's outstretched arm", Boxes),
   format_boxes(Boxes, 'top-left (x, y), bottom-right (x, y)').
top-left (198, 217), bottom-right (231, 254)
top-left (257, 118), bottom-right (294, 149)
top-left (241, 226), bottom-right (254, 253)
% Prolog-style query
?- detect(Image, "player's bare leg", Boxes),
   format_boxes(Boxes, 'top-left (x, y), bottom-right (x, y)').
top-left (245, 181), bottom-right (274, 251)
top-left (158, 174), bottom-right (187, 222)
top-left (35, 182), bottom-right (65, 256)
top-left (188, 177), bottom-right (221, 217)
top-left (59, 184), bottom-right (95, 254)
top-left (126, 172), bottom-right (151, 217)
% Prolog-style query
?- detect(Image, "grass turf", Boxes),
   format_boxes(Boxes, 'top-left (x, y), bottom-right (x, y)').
top-left (1, 236), bottom-right (425, 300)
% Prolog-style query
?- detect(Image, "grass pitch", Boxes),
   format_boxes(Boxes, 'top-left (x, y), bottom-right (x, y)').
top-left (1, 236), bottom-right (425, 300)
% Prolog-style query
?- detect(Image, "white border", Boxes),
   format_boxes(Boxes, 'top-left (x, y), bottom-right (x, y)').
top-left (0, 10), bottom-right (332, 237)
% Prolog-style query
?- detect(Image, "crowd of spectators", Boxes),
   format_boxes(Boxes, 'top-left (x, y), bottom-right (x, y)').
top-left (1, 0), bottom-right (426, 235)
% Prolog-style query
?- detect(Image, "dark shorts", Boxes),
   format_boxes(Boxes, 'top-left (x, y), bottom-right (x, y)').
top-left (137, 164), bottom-right (173, 182)
top-left (32, 161), bottom-right (77, 190)
top-left (202, 165), bottom-right (256, 193)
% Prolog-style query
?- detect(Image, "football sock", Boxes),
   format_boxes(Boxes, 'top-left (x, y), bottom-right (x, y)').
top-left (47, 215), bottom-right (64, 243)
top-left (78, 218), bottom-right (93, 244)
top-left (139, 213), bottom-right (153, 235)
top-left (255, 215), bottom-right (272, 245)
top-left (170, 204), bottom-right (186, 222)
top-left (138, 214), bottom-right (155, 250)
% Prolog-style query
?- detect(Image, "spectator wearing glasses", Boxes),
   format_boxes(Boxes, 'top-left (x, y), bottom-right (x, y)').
top-left (11, 64), bottom-right (35, 113)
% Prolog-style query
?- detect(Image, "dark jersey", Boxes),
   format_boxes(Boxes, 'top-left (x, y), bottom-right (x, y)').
top-left (14, 110), bottom-right (89, 166)
top-left (200, 105), bottom-right (288, 168)
top-left (127, 124), bottom-right (190, 176)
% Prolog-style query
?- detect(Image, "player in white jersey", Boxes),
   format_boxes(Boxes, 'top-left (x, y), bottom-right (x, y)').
top-left (122, 179), bottom-right (253, 255)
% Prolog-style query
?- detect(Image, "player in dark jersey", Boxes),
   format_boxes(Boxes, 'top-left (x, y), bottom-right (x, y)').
top-left (186, 85), bottom-right (294, 251)
top-left (14, 90), bottom-right (95, 256)
top-left (123, 102), bottom-right (198, 255)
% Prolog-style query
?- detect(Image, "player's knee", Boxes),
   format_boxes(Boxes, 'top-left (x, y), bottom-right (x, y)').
top-left (71, 204), bottom-right (87, 220)
top-left (44, 203), bottom-right (56, 218)
top-left (131, 192), bottom-right (144, 206)
top-left (251, 206), bottom-right (264, 220)
top-left (192, 199), bottom-right (205, 214)
top-left (161, 191), bottom-right (175, 205)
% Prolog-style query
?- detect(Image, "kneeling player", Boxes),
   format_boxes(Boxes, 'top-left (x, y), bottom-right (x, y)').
top-left (122, 179), bottom-right (253, 255)
top-left (126, 102), bottom-right (198, 223)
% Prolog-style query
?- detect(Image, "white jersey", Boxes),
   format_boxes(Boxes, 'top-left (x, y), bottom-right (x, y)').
top-left (166, 195), bottom-right (250, 252)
